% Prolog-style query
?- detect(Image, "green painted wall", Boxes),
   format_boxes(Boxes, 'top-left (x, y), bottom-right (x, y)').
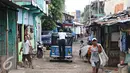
top-left (0, 9), bottom-right (7, 56)
top-left (18, 10), bottom-right (35, 62)
top-left (8, 10), bottom-right (17, 69)
top-left (8, 10), bottom-right (17, 55)
top-left (15, 0), bottom-right (45, 62)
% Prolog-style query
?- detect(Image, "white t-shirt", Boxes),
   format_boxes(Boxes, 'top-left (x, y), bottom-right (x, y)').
top-left (22, 40), bottom-right (31, 54)
top-left (58, 32), bottom-right (67, 40)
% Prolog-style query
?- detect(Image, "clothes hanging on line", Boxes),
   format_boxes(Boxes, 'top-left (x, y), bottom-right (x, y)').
top-left (121, 32), bottom-right (127, 52)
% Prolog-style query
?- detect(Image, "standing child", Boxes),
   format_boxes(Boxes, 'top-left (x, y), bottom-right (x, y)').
top-left (79, 40), bottom-right (84, 57)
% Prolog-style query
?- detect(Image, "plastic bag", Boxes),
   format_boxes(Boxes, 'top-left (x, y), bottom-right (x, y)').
top-left (98, 44), bottom-right (109, 67)
top-left (81, 45), bottom-right (90, 57)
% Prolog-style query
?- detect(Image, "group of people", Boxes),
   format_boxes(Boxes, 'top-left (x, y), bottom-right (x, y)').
top-left (19, 27), bottom-right (106, 73)
top-left (58, 28), bottom-right (105, 73)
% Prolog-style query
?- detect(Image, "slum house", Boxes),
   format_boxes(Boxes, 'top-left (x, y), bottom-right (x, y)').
top-left (0, 0), bottom-right (24, 71)
top-left (13, 0), bottom-right (47, 63)
top-left (90, 15), bottom-right (120, 67)
top-left (101, 21), bottom-right (120, 67)
top-left (109, 11), bottom-right (130, 72)
top-left (113, 9), bottom-right (130, 72)
top-left (96, 19), bottom-right (121, 67)
top-left (92, 10), bottom-right (130, 67)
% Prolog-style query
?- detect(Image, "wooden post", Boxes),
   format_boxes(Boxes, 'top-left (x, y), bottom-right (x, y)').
top-left (16, 11), bottom-right (18, 69)
top-left (6, 8), bottom-right (9, 57)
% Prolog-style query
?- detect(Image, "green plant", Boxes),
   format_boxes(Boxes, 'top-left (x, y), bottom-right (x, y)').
top-left (41, 0), bottom-right (65, 30)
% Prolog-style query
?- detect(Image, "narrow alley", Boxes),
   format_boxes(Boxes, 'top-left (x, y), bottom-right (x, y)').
top-left (9, 38), bottom-right (118, 73)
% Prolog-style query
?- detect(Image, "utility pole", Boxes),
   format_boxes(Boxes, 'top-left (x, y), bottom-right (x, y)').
top-left (97, 0), bottom-right (100, 19)
top-left (89, 0), bottom-right (91, 25)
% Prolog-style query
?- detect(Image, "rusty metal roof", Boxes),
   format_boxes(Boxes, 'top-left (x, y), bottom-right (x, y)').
top-left (0, 0), bottom-right (25, 10)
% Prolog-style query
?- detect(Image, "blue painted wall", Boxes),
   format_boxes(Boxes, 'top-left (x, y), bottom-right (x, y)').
top-left (17, 9), bottom-right (34, 25)
top-left (17, 9), bottom-right (22, 24)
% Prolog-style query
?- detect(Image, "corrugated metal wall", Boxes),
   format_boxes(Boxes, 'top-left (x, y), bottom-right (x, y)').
top-left (0, 8), bottom-right (17, 69)
top-left (8, 10), bottom-right (17, 69)
top-left (0, 9), bottom-right (7, 56)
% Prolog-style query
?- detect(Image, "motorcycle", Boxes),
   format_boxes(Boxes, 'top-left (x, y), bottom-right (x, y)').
top-left (37, 42), bottom-right (43, 58)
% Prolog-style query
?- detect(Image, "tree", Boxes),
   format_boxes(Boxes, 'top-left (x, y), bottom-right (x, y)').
top-left (41, 0), bottom-right (65, 30)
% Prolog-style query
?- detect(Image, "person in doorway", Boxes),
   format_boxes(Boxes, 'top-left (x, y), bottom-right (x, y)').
top-left (88, 38), bottom-right (102, 73)
top-left (58, 29), bottom-right (67, 59)
top-left (19, 36), bottom-right (33, 69)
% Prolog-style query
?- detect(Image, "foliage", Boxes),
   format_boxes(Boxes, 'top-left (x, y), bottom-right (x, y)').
top-left (41, 0), bottom-right (65, 30)
top-left (41, 14), bottom-right (56, 30)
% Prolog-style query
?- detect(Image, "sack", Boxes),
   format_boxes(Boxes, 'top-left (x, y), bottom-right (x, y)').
top-left (81, 45), bottom-right (90, 57)
top-left (98, 44), bottom-right (109, 67)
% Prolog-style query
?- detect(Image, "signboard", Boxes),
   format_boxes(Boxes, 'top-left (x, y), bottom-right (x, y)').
top-left (114, 3), bottom-right (124, 13)
top-left (76, 10), bottom-right (81, 19)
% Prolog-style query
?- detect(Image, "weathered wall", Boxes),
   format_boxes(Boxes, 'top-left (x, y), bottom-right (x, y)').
top-left (104, 0), bottom-right (128, 15)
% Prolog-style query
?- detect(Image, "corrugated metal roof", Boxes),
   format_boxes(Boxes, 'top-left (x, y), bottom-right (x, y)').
top-left (0, 0), bottom-right (25, 9)
top-left (118, 18), bottom-right (130, 23)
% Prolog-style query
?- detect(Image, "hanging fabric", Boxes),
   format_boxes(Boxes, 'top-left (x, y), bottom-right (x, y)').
top-left (121, 32), bottom-right (127, 52)
top-left (126, 32), bottom-right (130, 48)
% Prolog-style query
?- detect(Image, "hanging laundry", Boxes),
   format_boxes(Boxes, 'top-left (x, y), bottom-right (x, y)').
top-left (126, 33), bottom-right (130, 52)
top-left (121, 32), bottom-right (127, 52)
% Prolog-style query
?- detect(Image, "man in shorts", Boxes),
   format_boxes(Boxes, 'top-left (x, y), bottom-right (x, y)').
top-left (88, 38), bottom-right (102, 73)
top-left (19, 36), bottom-right (33, 69)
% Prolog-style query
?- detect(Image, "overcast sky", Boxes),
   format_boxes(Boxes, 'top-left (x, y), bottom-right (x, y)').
top-left (65, 0), bottom-right (105, 12)
top-left (65, 0), bottom-right (96, 12)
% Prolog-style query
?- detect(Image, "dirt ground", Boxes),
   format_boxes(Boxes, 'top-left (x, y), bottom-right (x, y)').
top-left (9, 37), bottom-right (118, 73)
